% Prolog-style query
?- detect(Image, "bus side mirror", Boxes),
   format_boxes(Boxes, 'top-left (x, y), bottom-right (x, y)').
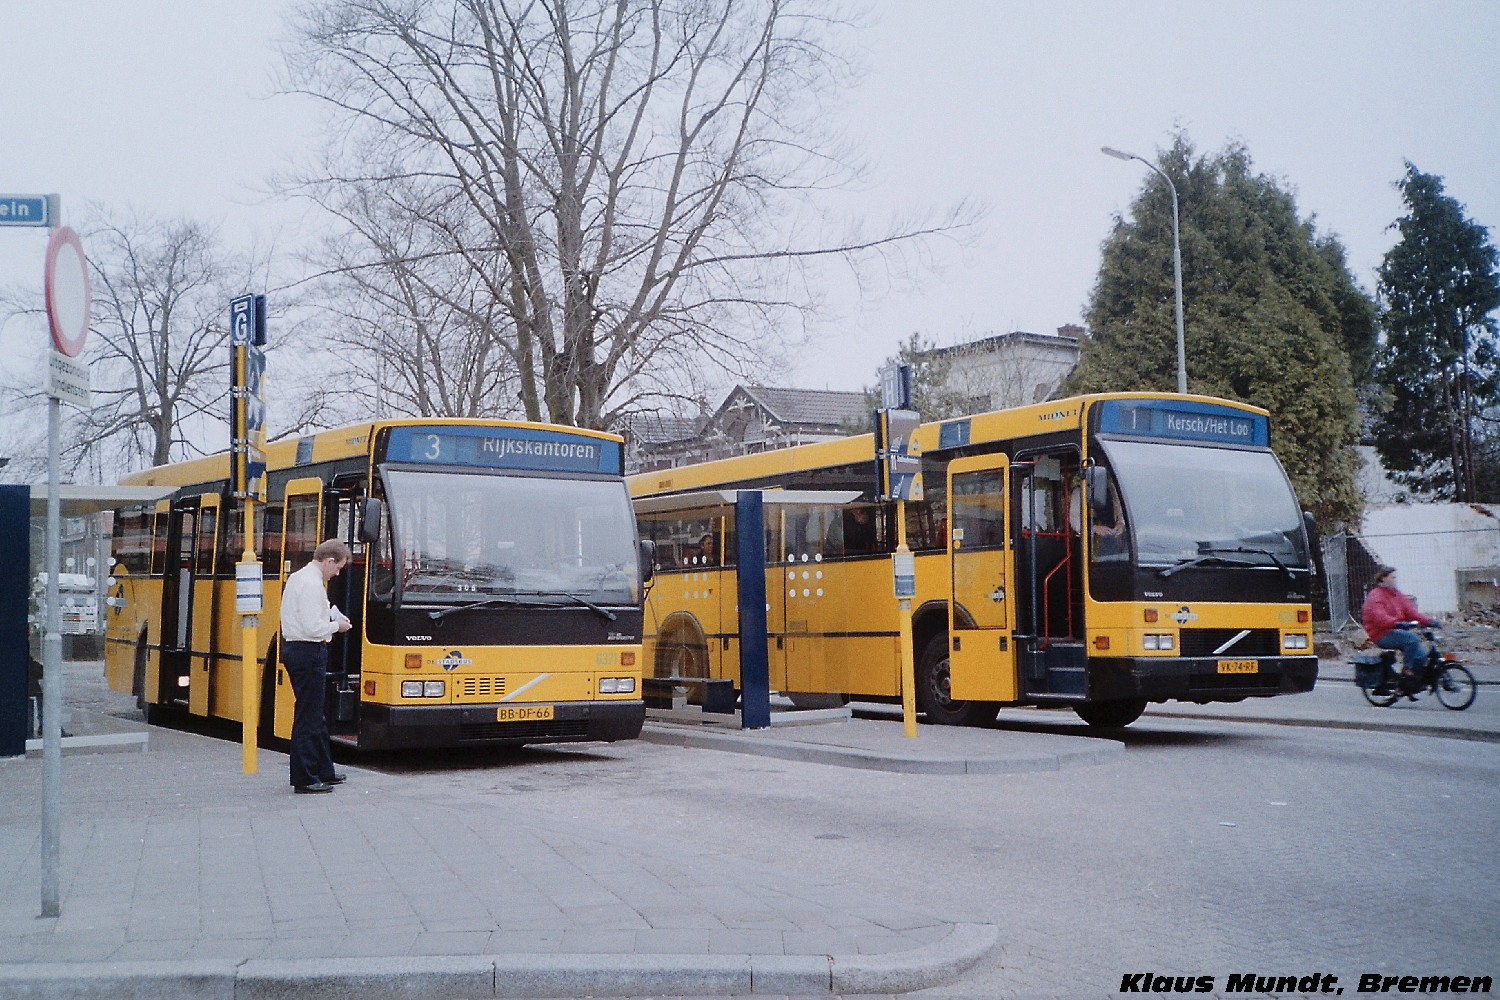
top-left (639, 539), bottom-right (656, 584)
top-left (1303, 511), bottom-right (1322, 578)
top-left (359, 499), bottom-right (384, 544)
top-left (1085, 465), bottom-right (1110, 510)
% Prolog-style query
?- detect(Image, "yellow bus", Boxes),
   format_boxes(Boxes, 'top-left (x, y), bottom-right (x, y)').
top-left (630, 393), bottom-right (1318, 728)
top-left (105, 418), bottom-right (648, 749)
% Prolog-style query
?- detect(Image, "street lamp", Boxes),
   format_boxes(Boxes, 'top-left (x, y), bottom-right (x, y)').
top-left (1102, 146), bottom-right (1187, 394)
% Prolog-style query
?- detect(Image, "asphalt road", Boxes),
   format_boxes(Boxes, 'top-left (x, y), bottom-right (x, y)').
top-left (356, 706), bottom-right (1499, 997)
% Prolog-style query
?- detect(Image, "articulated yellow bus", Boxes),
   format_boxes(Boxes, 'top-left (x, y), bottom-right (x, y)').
top-left (630, 393), bottom-right (1317, 728)
top-left (105, 419), bottom-right (648, 749)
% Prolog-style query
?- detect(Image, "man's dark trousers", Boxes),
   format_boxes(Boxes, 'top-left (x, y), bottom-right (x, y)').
top-left (283, 640), bottom-right (334, 787)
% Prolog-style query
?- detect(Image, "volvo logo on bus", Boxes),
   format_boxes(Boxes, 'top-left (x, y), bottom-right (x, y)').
top-left (436, 650), bottom-right (473, 671)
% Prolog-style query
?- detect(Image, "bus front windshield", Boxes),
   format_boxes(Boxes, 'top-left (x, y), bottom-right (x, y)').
top-left (382, 469), bottom-right (640, 605)
top-left (1099, 439), bottom-right (1308, 569)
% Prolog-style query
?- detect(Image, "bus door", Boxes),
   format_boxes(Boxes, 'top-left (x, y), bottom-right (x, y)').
top-left (946, 455), bottom-right (1018, 702)
top-left (778, 505), bottom-right (831, 696)
top-left (324, 479), bottom-right (365, 738)
top-left (764, 505), bottom-right (790, 692)
top-left (188, 494), bottom-right (220, 716)
top-left (157, 497), bottom-right (201, 707)
top-left (273, 480), bottom-right (324, 738)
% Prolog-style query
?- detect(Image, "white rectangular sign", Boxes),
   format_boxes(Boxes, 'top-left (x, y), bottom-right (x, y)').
top-left (47, 351), bottom-right (90, 406)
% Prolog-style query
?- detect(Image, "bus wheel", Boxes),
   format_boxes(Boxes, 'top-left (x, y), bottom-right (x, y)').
top-left (917, 634), bottom-right (999, 726)
top-left (1073, 698), bottom-right (1147, 728)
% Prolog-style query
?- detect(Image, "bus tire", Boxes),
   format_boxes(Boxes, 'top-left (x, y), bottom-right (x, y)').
top-left (1073, 698), bottom-right (1147, 728)
top-left (917, 634), bottom-right (999, 727)
top-left (656, 615), bottom-right (709, 704)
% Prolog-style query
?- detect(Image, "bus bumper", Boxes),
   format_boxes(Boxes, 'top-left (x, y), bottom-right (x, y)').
top-left (355, 701), bottom-right (646, 749)
top-left (1087, 656), bottom-right (1319, 703)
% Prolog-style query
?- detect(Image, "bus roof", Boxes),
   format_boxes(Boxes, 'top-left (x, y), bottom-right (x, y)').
top-left (628, 392), bottom-right (1270, 497)
top-left (120, 417), bottom-right (625, 490)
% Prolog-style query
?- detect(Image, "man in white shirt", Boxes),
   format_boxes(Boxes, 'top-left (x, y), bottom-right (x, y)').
top-left (280, 539), bottom-right (353, 793)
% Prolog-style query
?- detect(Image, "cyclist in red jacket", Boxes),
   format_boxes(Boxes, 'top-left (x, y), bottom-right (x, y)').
top-left (1361, 566), bottom-right (1432, 687)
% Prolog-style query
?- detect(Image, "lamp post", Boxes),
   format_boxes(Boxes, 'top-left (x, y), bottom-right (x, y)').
top-left (1102, 146), bottom-right (1187, 394)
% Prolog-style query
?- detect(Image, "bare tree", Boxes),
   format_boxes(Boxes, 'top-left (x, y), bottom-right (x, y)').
top-left (282, 0), bottom-right (966, 430)
top-left (0, 209), bottom-right (254, 479)
top-left (291, 173), bottom-right (526, 423)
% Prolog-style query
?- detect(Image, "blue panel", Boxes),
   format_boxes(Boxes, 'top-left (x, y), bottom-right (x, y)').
top-left (0, 486), bottom-right (29, 757)
top-left (385, 425), bottom-right (623, 475)
top-left (1094, 399), bottom-right (1268, 447)
top-left (939, 419), bottom-right (971, 449)
top-left (735, 491), bottom-right (771, 730)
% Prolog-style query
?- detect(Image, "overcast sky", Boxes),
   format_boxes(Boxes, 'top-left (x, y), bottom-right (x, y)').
top-left (2, 1), bottom-right (1497, 416)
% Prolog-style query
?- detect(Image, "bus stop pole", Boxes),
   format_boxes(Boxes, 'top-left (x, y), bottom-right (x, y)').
top-left (239, 497), bottom-right (260, 775)
top-left (735, 491), bottom-right (771, 729)
top-left (896, 499), bottom-right (917, 738)
top-left (41, 395), bottom-right (63, 916)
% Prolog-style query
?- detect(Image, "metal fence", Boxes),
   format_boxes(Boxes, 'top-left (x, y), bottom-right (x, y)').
top-left (1322, 524), bottom-right (1500, 630)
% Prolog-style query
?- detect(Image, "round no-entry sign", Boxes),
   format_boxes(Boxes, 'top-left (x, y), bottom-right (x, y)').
top-left (44, 226), bottom-right (91, 358)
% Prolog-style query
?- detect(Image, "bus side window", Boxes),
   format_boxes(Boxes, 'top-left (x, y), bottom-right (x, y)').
top-left (151, 509), bottom-right (169, 576)
top-left (283, 496), bottom-right (320, 576)
top-left (196, 506), bottom-right (218, 575)
top-left (260, 503), bottom-right (284, 574)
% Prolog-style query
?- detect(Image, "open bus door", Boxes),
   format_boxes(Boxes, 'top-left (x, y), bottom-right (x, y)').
top-left (156, 498), bottom-right (200, 710)
top-left (324, 480), bottom-right (364, 741)
top-left (273, 479), bottom-right (323, 738)
top-left (946, 454), bottom-right (1018, 703)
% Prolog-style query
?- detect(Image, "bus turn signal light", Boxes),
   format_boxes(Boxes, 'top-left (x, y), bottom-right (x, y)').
top-left (1093, 636), bottom-right (1110, 650)
top-left (405, 654), bottom-right (423, 670)
top-left (620, 651), bottom-right (636, 666)
top-left (1143, 609), bottom-right (1158, 623)
top-left (1297, 609), bottom-right (1310, 623)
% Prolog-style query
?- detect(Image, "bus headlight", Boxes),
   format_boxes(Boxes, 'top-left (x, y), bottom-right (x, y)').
top-left (423, 680), bottom-right (445, 697)
top-left (401, 680), bottom-right (423, 698)
top-left (1142, 634), bottom-right (1174, 651)
top-left (1283, 634), bottom-right (1309, 650)
top-left (599, 677), bottom-right (636, 694)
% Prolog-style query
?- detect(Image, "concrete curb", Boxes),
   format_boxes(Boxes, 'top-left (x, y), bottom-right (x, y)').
top-left (0, 922), bottom-right (999, 999)
top-left (1143, 708), bottom-right (1500, 743)
top-left (640, 723), bottom-right (1122, 773)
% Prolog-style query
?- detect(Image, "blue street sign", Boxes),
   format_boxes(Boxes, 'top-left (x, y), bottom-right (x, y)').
top-left (0, 194), bottom-right (59, 228)
top-left (229, 295), bottom-right (254, 346)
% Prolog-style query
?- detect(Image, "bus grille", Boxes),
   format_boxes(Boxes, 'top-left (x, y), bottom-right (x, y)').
top-left (1187, 671), bottom-right (1283, 693)
top-left (457, 676), bottom-right (507, 700)
top-left (458, 719), bottom-right (590, 742)
top-left (1179, 628), bottom-right (1280, 657)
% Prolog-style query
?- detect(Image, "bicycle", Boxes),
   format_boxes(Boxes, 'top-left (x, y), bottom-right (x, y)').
top-left (1352, 625), bottom-right (1478, 711)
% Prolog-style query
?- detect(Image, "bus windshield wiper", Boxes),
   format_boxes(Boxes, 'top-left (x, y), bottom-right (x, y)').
top-left (427, 596), bottom-right (524, 621)
top-left (513, 590), bottom-right (618, 621)
top-left (1217, 545), bottom-right (1297, 579)
top-left (1157, 546), bottom-right (1296, 579)
top-left (1156, 553), bottom-right (1256, 578)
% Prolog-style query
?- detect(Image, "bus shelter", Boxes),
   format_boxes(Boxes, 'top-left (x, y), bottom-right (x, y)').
top-left (633, 488), bottom-right (861, 729)
top-left (1, 484), bottom-right (175, 757)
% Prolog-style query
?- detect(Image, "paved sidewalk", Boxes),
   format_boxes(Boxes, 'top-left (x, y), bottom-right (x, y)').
top-left (1, 718), bottom-right (997, 1000)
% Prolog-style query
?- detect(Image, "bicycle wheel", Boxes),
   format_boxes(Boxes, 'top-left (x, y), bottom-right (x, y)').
top-left (1435, 665), bottom-right (1477, 711)
top-left (1361, 681), bottom-right (1400, 708)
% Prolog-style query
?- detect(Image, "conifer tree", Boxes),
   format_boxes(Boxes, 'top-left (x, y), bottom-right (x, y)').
top-left (1068, 136), bottom-right (1370, 527)
top-left (1371, 165), bottom-right (1500, 500)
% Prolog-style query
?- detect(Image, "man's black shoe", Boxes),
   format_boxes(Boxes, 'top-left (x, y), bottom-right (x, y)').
top-left (323, 772), bottom-right (347, 785)
top-left (294, 782), bottom-right (334, 794)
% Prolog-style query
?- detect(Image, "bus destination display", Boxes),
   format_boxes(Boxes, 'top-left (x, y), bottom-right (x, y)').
top-left (385, 425), bottom-right (623, 475)
top-left (1094, 400), bottom-right (1269, 447)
